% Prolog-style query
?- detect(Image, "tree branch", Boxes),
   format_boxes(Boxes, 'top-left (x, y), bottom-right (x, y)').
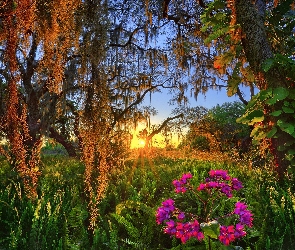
top-left (146, 113), bottom-right (184, 145)
top-left (109, 26), bottom-right (144, 48)
top-left (236, 87), bottom-right (248, 105)
top-left (111, 84), bottom-right (163, 127)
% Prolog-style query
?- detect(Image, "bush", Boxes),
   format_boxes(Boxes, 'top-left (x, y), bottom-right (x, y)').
top-left (190, 135), bottom-right (210, 151)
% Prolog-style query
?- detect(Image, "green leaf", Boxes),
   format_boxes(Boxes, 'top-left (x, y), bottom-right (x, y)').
top-left (277, 120), bottom-right (295, 135)
top-left (288, 89), bottom-right (295, 99)
top-left (250, 126), bottom-right (260, 137)
top-left (259, 88), bottom-right (273, 101)
top-left (227, 77), bottom-right (240, 97)
top-left (262, 58), bottom-right (274, 72)
top-left (282, 106), bottom-right (294, 113)
top-left (256, 131), bottom-right (267, 140)
top-left (270, 110), bottom-right (282, 116)
top-left (215, 12), bottom-right (226, 21)
top-left (286, 153), bottom-right (294, 161)
top-left (251, 115), bottom-right (264, 124)
top-left (266, 98), bottom-right (277, 105)
top-left (273, 87), bottom-right (289, 101)
top-left (248, 110), bottom-right (264, 120)
top-left (200, 220), bottom-right (220, 239)
top-left (242, 65), bottom-right (255, 82)
top-left (266, 127), bottom-right (277, 138)
top-left (290, 160), bottom-right (295, 167)
top-left (211, 0), bottom-right (226, 10)
top-left (237, 110), bottom-right (264, 125)
top-left (246, 93), bottom-right (261, 109)
top-left (287, 148), bottom-right (295, 155)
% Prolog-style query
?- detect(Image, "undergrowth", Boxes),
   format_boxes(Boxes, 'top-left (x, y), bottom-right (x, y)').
top-left (0, 154), bottom-right (294, 249)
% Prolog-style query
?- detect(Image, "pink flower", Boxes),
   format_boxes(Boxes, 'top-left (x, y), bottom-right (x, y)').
top-left (156, 199), bottom-right (175, 224)
top-left (177, 212), bottom-right (185, 220)
top-left (172, 173), bottom-right (193, 193)
top-left (197, 183), bottom-right (206, 191)
top-left (219, 225), bottom-right (236, 245)
top-left (232, 178), bottom-right (243, 190)
top-left (157, 170), bottom-right (253, 246)
top-left (234, 202), bottom-right (253, 227)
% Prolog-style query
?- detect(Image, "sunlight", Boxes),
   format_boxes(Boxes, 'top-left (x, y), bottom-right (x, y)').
top-left (130, 137), bottom-right (147, 149)
top-left (138, 139), bottom-right (146, 148)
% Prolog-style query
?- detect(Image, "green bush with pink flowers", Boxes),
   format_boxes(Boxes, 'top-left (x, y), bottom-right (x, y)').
top-left (156, 170), bottom-right (253, 248)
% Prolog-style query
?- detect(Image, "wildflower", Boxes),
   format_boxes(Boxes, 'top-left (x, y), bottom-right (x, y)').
top-left (197, 183), bottom-right (206, 191)
top-left (177, 212), bottom-right (185, 220)
top-left (164, 220), bottom-right (177, 234)
top-left (209, 169), bottom-right (230, 180)
top-left (172, 179), bottom-right (187, 193)
top-left (221, 184), bottom-right (233, 198)
top-left (157, 171), bottom-right (254, 247)
top-left (239, 210), bottom-right (253, 227)
top-left (172, 172), bottom-right (192, 193)
top-left (234, 201), bottom-right (248, 214)
top-left (234, 202), bottom-right (253, 227)
top-left (234, 223), bottom-right (247, 239)
top-left (207, 181), bottom-right (219, 188)
top-left (219, 225), bottom-right (235, 245)
top-left (156, 199), bottom-right (175, 224)
top-left (180, 173), bottom-right (193, 183)
top-left (188, 220), bottom-right (204, 241)
top-left (232, 178), bottom-right (243, 190)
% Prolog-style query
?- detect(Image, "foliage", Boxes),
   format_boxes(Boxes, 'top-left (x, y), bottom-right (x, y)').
top-left (1, 155), bottom-right (295, 249)
top-left (181, 102), bottom-right (250, 152)
top-left (41, 139), bottom-right (68, 156)
top-left (190, 135), bottom-right (211, 151)
top-left (199, 0), bottom-right (295, 177)
top-left (237, 86), bottom-right (295, 171)
top-left (156, 171), bottom-right (253, 247)
top-left (0, 156), bottom-right (90, 249)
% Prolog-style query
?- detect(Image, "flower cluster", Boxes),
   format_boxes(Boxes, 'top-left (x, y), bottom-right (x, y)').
top-left (234, 201), bottom-right (253, 227)
top-left (172, 172), bottom-right (192, 193)
top-left (219, 224), bottom-right (246, 245)
top-left (197, 169), bottom-right (243, 198)
top-left (164, 219), bottom-right (204, 243)
top-left (218, 202), bottom-right (253, 246)
top-left (156, 170), bottom-right (254, 247)
top-left (156, 199), bottom-right (175, 224)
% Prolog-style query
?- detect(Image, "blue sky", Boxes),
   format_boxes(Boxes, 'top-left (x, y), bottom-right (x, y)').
top-left (143, 86), bottom-right (256, 124)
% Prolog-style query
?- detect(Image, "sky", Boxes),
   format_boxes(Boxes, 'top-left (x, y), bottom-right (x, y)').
top-left (142, 86), bottom-right (256, 124)
top-left (130, 85), bottom-right (256, 148)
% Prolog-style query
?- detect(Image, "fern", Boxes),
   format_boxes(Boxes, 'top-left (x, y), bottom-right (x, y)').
top-left (111, 213), bottom-right (140, 239)
top-left (121, 238), bottom-right (147, 249)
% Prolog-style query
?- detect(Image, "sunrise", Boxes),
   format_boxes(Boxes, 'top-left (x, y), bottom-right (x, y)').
top-left (0, 0), bottom-right (294, 249)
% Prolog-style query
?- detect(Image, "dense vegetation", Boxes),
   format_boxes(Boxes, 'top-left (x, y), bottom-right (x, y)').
top-left (1, 0), bottom-right (295, 249)
top-left (1, 151), bottom-right (295, 249)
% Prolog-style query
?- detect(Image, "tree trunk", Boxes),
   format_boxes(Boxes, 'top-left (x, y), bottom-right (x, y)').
top-left (49, 127), bottom-right (78, 157)
top-left (234, 0), bottom-right (290, 178)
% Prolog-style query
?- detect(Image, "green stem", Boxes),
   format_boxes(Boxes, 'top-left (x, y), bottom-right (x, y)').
top-left (208, 236), bottom-right (212, 250)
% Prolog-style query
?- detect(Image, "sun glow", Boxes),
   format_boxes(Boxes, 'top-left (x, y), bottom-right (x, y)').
top-left (138, 139), bottom-right (146, 147)
top-left (129, 123), bottom-right (180, 149)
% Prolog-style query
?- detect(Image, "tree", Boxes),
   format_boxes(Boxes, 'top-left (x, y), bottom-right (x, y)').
top-left (1, 0), bottom-right (205, 228)
top-left (0, 0), bottom-right (82, 199)
top-left (153, 0), bottom-right (295, 178)
top-left (180, 102), bottom-right (250, 152)
top-left (138, 114), bottom-right (184, 149)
